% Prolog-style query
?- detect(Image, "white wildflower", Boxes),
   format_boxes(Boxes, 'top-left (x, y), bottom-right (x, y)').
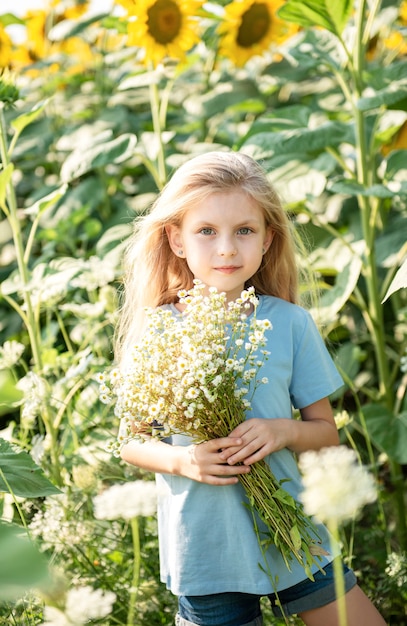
top-left (334, 410), bottom-right (352, 430)
top-left (41, 586), bottom-right (116, 626)
top-left (299, 446), bottom-right (377, 524)
top-left (0, 340), bottom-right (25, 368)
top-left (93, 480), bottom-right (157, 520)
top-left (65, 586), bottom-right (116, 622)
top-left (385, 552), bottom-right (407, 588)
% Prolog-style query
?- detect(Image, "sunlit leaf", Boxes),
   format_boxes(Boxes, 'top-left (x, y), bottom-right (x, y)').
top-left (0, 439), bottom-right (61, 497)
top-left (0, 369), bottom-right (23, 416)
top-left (24, 184), bottom-right (68, 217)
top-left (61, 133), bottom-right (138, 182)
top-left (241, 122), bottom-right (354, 160)
top-left (278, 0), bottom-right (353, 35)
top-left (382, 257), bottom-right (407, 302)
top-left (10, 100), bottom-right (49, 136)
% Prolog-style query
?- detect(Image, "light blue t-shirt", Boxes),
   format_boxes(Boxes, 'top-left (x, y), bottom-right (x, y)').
top-left (155, 295), bottom-right (344, 596)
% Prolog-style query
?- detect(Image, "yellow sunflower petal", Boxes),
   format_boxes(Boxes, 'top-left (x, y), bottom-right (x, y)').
top-left (0, 26), bottom-right (13, 68)
top-left (218, 0), bottom-right (299, 67)
top-left (121, 0), bottom-right (203, 65)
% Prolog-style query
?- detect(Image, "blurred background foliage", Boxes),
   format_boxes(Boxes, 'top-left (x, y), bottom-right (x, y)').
top-left (0, 0), bottom-right (406, 624)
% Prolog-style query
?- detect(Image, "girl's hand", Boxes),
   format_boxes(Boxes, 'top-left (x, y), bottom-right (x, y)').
top-left (177, 437), bottom-right (251, 485)
top-left (219, 418), bottom-right (292, 466)
top-left (219, 398), bottom-right (340, 466)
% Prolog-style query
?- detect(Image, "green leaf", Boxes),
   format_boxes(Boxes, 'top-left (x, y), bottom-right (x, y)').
top-left (10, 99), bottom-right (49, 136)
top-left (0, 163), bottom-right (14, 209)
top-left (0, 369), bottom-right (23, 416)
top-left (24, 183), bottom-right (68, 217)
top-left (61, 133), bottom-right (138, 182)
top-left (289, 524), bottom-right (302, 552)
top-left (362, 405), bottom-right (407, 463)
top-left (357, 83), bottom-right (407, 112)
top-left (278, 0), bottom-right (353, 36)
top-left (241, 122), bottom-right (354, 160)
top-left (329, 180), bottom-right (396, 198)
top-left (0, 439), bottom-right (61, 498)
top-left (0, 522), bottom-right (50, 600)
top-left (382, 257), bottom-right (407, 302)
top-left (311, 245), bottom-right (363, 324)
top-left (48, 12), bottom-right (110, 40)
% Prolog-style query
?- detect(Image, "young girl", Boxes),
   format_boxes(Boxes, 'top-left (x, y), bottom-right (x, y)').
top-left (117, 151), bottom-right (386, 626)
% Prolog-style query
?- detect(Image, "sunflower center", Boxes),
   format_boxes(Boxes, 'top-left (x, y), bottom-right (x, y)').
top-left (237, 2), bottom-right (271, 48)
top-left (147, 0), bottom-right (182, 45)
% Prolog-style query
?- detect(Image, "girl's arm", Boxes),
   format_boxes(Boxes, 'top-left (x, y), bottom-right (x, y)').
top-left (120, 436), bottom-right (251, 485)
top-left (220, 396), bottom-right (339, 466)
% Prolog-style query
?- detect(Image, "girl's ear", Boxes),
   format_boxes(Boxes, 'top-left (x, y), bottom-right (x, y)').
top-left (165, 225), bottom-right (183, 256)
top-left (263, 227), bottom-right (274, 254)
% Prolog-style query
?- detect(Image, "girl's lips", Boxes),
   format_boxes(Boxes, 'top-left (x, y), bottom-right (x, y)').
top-left (215, 266), bottom-right (241, 273)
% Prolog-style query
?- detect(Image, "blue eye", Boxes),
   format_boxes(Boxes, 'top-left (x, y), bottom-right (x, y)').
top-left (200, 227), bottom-right (215, 235)
top-left (238, 227), bottom-right (252, 235)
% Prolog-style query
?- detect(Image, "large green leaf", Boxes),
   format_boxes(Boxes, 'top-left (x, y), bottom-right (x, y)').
top-left (0, 522), bottom-right (50, 600)
top-left (241, 122), bottom-right (354, 160)
top-left (0, 439), bottom-right (61, 497)
top-left (61, 133), bottom-right (138, 182)
top-left (278, 0), bottom-right (353, 36)
top-left (362, 405), bottom-right (407, 463)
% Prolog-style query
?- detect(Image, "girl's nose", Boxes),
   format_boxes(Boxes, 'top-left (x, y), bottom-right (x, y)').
top-left (218, 240), bottom-right (237, 257)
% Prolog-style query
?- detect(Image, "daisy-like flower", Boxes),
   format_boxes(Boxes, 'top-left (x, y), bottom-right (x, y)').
top-left (93, 480), bottom-right (157, 520)
top-left (41, 586), bottom-right (116, 626)
top-left (101, 281), bottom-right (326, 576)
top-left (117, 0), bottom-right (203, 65)
top-left (217, 0), bottom-right (299, 67)
top-left (299, 446), bottom-right (377, 524)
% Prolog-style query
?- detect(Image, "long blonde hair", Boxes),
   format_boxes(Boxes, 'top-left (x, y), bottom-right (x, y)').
top-left (115, 151), bottom-right (300, 362)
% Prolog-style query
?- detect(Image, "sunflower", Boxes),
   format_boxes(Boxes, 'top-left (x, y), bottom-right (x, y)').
top-left (0, 25), bottom-right (13, 68)
top-left (50, 0), bottom-right (90, 20)
top-left (218, 0), bottom-right (298, 66)
top-left (117, 0), bottom-right (203, 65)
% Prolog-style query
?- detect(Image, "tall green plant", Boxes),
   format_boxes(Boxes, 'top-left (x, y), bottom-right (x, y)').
top-left (273, 0), bottom-right (407, 547)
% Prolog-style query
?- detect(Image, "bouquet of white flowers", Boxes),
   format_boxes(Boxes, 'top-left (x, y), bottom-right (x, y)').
top-left (99, 281), bottom-right (323, 577)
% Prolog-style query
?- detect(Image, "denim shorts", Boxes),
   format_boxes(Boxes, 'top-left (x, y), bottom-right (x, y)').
top-left (176, 562), bottom-right (357, 626)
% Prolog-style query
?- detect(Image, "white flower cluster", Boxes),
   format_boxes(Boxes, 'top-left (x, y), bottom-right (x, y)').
top-left (99, 282), bottom-right (271, 455)
top-left (385, 551), bottom-right (407, 588)
top-left (299, 445), bottom-right (377, 524)
top-left (93, 480), bottom-right (157, 520)
top-left (41, 586), bottom-right (116, 626)
top-left (0, 340), bottom-right (25, 368)
top-left (29, 495), bottom-right (91, 552)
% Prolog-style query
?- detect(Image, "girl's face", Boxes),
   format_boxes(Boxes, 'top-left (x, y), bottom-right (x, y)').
top-left (166, 191), bottom-right (274, 302)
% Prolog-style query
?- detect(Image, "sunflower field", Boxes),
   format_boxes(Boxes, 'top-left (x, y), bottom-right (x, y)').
top-left (0, 0), bottom-right (407, 624)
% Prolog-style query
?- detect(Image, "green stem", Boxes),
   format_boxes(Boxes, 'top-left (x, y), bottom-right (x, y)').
top-left (127, 517), bottom-right (141, 626)
top-left (351, 0), bottom-right (406, 549)
top-left (328, 521), bottom-right (348, 626)
top-left (0, 468), bottom-right (29, 533)
top-left (0, 104), bottom-right (62, 486)
top-left (148, 65), bottom-right (167, 189)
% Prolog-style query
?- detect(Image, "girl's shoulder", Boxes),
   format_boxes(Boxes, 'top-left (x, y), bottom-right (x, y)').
top-left (257, 294), bottom-right (310, 320)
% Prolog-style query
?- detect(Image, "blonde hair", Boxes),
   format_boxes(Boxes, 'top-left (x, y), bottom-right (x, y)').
top-left (116, 151), bottom-right (301, 362)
